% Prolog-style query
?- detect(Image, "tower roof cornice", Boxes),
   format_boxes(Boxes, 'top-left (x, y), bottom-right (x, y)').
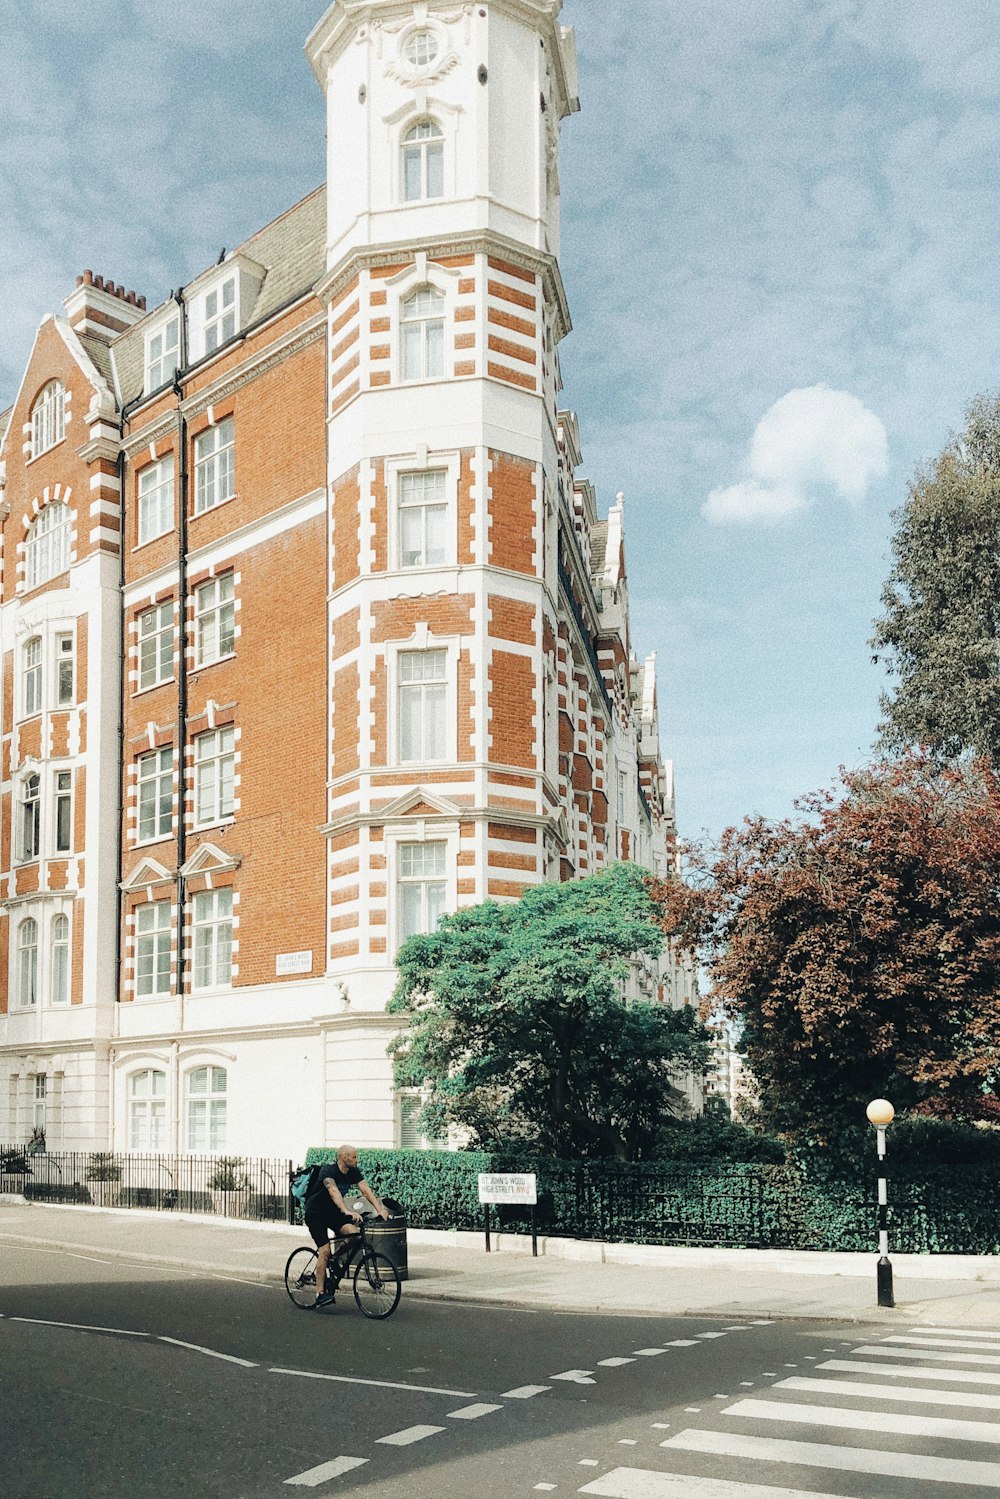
top-left (306, 0), bottom-right (579, 116)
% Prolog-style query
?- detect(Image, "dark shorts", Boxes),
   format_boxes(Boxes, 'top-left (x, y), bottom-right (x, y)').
top-left (304, 1199), bottom-right (353, 1250)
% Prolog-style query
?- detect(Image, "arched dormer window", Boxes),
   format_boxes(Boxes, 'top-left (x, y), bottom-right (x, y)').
top-left (401, 287), bottom-right (445, 381)
top-left (24, 502), bottom-right (71, 591)
top-left (402, 120), bottom-right (444, 202)
top-left (30, 381), bottom-right (66, 458)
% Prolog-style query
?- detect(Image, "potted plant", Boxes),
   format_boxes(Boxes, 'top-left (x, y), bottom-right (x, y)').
top-left (208, 1156), bottom-right (250, 1215)
top-left (85, 1151), bottom-right (122, 1207)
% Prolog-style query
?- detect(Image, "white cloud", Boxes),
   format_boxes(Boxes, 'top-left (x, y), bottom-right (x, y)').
top-left (702, 385), bottom-right (888, 525)
top-left (703, 479), bottom-right (806, 525)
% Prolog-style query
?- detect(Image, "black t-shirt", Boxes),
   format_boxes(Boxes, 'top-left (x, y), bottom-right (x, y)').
top-left (306, 1160), bottom-right (364, 1212)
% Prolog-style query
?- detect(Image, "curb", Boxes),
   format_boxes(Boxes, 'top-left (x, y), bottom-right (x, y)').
top-left (0, 1227), bottom-right (983, 1325)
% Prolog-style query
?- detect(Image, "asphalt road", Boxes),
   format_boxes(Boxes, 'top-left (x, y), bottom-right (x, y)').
top-left (3, 1244), bottom-right (1000, 1498)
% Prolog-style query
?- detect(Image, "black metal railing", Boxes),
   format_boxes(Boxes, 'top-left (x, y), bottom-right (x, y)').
top-left (0, 1146), bottom-right (291, 1222)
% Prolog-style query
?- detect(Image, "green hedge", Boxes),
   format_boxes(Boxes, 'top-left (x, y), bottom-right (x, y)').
top-left (303, 1147), bottom-right (1000, 1254)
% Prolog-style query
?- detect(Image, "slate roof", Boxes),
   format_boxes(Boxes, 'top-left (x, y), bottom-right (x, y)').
top-left (111, 185), bottom-right (326, 408)
top-left (589, 520), bottom-right (608, 577)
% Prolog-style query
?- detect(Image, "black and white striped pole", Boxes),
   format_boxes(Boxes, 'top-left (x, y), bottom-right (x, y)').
top-left (866, 1097), bottom-right (895, 1308)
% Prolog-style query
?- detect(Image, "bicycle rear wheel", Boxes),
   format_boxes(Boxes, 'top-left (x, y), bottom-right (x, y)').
top-left (285, 1245), bottom-right (319, 1309)
top-left (352, 1251), bottom-right (401, 1319)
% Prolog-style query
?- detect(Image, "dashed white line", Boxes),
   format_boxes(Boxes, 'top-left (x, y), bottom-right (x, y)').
top-left (550, 1368), bottom-right (596, 1384)
top-left (284, 1456), bottom-right (367, 1487)
top-left (632, 1348), bottom-right (667, 1357)
top-left (667, 1339), bottom-right (699, 1347)
top-left (446, 1403), bottom-right (502, 1420)
top-left (377, 1425), bottom-right (444, 1447)
top-left (159, 1337), bottom-right (257, 1367)
top-left (503, 1384), bottom-right (550, 1398)
top-left (600, 1357), bottom-right (637, 1367)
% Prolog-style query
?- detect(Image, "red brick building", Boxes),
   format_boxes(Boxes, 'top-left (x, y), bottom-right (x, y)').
top-left (0, 1), bottom-right (692, 1159)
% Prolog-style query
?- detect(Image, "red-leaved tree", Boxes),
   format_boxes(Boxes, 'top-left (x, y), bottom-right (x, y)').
top-left (653, 755), bottom-right (1000, 1140)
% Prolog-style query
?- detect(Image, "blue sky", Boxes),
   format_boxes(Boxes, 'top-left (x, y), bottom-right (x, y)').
top-left (3, 0), bottom-right (999, 843)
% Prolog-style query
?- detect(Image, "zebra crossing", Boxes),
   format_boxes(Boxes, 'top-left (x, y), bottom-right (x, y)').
top-left (578, 1326), bottom-right (1000, 1498)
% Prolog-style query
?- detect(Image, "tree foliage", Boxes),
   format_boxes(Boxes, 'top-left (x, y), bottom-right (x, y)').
top-left (655, 756), bottom-right (1000, 1141)
top-left (872, 392), bottom-right (1000, 765)
top-left (387, 862), bottom-right (710, 1161)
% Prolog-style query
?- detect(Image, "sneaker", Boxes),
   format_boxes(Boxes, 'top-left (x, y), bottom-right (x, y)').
top-left (313, 1292), bottom-right (334, 1309)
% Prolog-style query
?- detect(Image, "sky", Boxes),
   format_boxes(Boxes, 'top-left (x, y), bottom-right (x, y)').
top-left (3, 0), bottom-right (999, 845)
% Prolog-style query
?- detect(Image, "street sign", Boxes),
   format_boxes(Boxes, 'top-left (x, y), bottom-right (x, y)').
top-left (477, 1172), bottom-right (537, 1205)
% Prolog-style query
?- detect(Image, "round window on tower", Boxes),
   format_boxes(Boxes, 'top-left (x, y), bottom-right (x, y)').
top-left (404, 29), bottom-right (440, 68)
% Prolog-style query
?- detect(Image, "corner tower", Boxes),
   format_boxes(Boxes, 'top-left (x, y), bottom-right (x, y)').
top-left (305, 1), bottom-right (580, 1141)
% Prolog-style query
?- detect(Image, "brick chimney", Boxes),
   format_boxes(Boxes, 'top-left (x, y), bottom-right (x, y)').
top-left (63, 270), bottom-right (148, 345)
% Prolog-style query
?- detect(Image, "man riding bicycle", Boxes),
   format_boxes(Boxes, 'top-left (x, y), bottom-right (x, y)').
top-left (304, 1144), bottom-right (390, 1308)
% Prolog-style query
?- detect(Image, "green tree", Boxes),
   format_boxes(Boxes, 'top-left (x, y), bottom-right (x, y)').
top-left (872, 392), bottom-right (1000, 765)
top-left (387, 862), bottom-right (709, 1161)
top-left (655, 756), bottom-right (1000, 1142)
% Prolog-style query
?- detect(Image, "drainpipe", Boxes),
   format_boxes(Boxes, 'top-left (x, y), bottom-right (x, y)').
top-left (173, 290), bottom-right (189, 1027)
top-left (114, 393), bottom-right (142, 1017)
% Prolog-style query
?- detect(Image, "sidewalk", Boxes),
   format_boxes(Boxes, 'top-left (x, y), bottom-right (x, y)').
top-left (3, 1197), bottom-right (1000, 1327)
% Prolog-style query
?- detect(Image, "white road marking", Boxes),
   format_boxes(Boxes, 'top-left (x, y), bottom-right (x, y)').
top-left (599, 1357), bottom-right (636, 1367)
top-left (885, 1334), bottom-right (1000, 1354)
top-left (376, 1425), bottom-right (444, 1446)
top-left (270, 1367), bottom-right (475, 1397)
top-left (580, 1469), bottom-right (864, 1498)
top-left (662, 1428), bottom-right (1000, 1486)
top-left (10, 1317), bottom-right (148, 1337)
top-left (551, 1369), bottom-right (596, 1384)
top-left (63, 1251), bottom-right (114, 1265)
top-left (909, 1326), bottom-right (1000, 1339)
top-left (750, 1320), bottom-right (774, 1325)
top-left (159, 1337), bottom-right (256, 1367)
top-left (684, 1407), bottom-right (701, 1412)
top-left (821, 1357), bottom-right (1000, 1386)
top-left (446, 1403), bottom-right (502, 1420)
top-left (580, 1459), bottom-right (600, 1466)
top-left (618, 1439), bottom-right (637, 1444)
top-left (667, 1339), bottom-right (699, 1347)
top-left (284, 1456), bottom-right (367, 1486)
top-left (725, 1395), bottom-right (1000, 1444)
top-left (6, 1244), bottom-right (98, 1262)
top-left (503, 1384), bottom-right (550, 1398)
top-left (651, 1423), bottom-right (670, 1429)
top-left (723, 1325), bottom-right (752, 1331)
top-left (534, 1486), bottom-right (556, 1493)
top-left (853, 1343), bottom-right (1000, 1368)
top-left (632, 1348), bottom-right (667, 1357)
top-left (779, 1375), bottom-right (1000, 1410)
top-left (697, 1332), bottom-right (727, 1339)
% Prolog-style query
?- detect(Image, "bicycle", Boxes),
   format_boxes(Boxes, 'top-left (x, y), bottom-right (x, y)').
top-left (284, 1218), bottom-right (402, 1319)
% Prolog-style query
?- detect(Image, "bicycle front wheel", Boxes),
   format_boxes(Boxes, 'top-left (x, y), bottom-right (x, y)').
top-left (353, 1251), bottom-right (401, 1319)
top-left (285, 1246), bottom-right (319, 1309)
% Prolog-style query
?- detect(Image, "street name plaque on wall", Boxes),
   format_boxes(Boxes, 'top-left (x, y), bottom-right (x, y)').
top-left (275, 951), bottom-right (313, 976)
top-left (477, 1172), bottom-right (537, 1205)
